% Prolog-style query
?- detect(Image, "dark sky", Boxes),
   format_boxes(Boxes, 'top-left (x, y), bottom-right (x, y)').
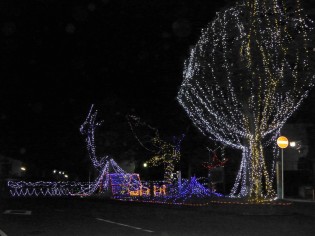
top-left (1, 0), bottom-right (315, 178)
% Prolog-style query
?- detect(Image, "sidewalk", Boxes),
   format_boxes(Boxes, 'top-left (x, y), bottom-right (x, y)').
top-left (285, 198), bottom-right (315, 203)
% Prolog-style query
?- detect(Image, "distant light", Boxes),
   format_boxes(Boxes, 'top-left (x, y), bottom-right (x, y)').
top-left (290, 141), bottom-right (296, 147)
top-left (53, 170), bottom-right (56, 174)
top-left (62, 172), bottom-right (65, 175)
top-left (59, 171), bottom-right (62, 174)
top-left (20, 167), bottom-right (26, 171)
top-left (64, 175), bottom-right (68, 178)
top-left (143, 163), bottom-right (148, 168)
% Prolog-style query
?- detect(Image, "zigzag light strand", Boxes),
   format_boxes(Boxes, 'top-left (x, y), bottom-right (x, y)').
top-left (8, 181), bottom-right (91, 197)
top-left (177, 0), bottom-right (314, 201)
top-left (7, 158), bottom-right (131, 197)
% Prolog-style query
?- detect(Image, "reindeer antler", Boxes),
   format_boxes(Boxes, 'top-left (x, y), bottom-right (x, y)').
top-left (80, 105), bottom-right (107, 171)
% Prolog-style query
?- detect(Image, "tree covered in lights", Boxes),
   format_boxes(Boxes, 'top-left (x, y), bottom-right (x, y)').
top-left (127, 115), bottom-right (184, 184)
top-left (177, 0), bottom-right (314, 201)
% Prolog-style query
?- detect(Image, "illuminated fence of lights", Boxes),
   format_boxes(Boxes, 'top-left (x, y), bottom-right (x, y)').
top-left (7, 159), bottom-right (143, 198)
top-left (7, 181), bottom-right (91, 197)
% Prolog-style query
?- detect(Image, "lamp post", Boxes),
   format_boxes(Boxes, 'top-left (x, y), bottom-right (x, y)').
top-left (277, 136), bottom-right (289, 199)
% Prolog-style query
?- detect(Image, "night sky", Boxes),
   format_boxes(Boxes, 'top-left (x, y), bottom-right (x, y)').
top-left (1, 0), bottom-right (315, 179)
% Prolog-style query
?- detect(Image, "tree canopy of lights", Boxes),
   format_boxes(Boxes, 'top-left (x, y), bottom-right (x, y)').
top-left (177, 0), bottom-right (314, 201)
top-left (127, 115), bottom-right (185, 184)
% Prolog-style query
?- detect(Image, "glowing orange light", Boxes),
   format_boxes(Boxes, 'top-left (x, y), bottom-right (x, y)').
top-left (277, 136), bottom-right (288, 149)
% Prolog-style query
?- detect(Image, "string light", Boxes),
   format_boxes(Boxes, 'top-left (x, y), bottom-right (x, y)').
top-left (78, 106), bottom-right (170, 197)
top-left (80, 104), bottom-right (109, 171)
top-left (177, 0), bottom-right (314, 201)
top-left (9, 106), bottom-right (134, 197)
top-left (8, 105), bottom-right (222, 202)
top-left (113, 196), bottom-right (291, 206)
top-left (8, 181), bottom-right (90, 197)
top-left (172, 177), bottom-right (223, 202)
top-left (203, 150), bottom-right (228, 170)
top-left (127, 115), bottom-right (185, 184)
top-left (113, 176), bottom-right (223, 203)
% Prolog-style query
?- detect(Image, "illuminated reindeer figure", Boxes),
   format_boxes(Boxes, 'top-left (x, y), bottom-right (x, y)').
top-left (79, 105), bottom-right (126, 195)
top-left (80, 105), bottom-right (109, 171)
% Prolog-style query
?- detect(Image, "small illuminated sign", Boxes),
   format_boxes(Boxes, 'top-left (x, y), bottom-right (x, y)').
top-left (277, 136), bottom-right (288, 149)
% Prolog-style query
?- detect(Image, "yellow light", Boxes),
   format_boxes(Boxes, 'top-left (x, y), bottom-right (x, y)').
top-left (20, 167), bottom-right (26, 171)
top-left (277, 136), bottom-right (289, 149)
top-left (143, 163), bottom-right (148, 168)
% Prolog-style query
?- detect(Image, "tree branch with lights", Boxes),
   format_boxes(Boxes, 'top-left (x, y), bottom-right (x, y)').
top-left (127, 115), bottom-right (185, 184)
top-left (203, 147), bottom-right (228, 170)
top-left (177, 0), bottom-right (314, 201)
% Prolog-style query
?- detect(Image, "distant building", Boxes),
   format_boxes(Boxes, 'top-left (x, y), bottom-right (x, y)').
top-left (281, 123), bottom-right (314, 198)
top-left (0, 155), bottom-right (26, 179)
top-left (281, 124), bottom-right (311, 171)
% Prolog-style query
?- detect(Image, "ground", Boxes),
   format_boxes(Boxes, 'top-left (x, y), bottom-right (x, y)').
top-left (0, 197), bottom-right (314, 236)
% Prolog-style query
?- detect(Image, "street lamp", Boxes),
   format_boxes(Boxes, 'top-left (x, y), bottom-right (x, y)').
top-left (277, 136), bottom-right (289, 199)
top-left (143, 163), bottom-right (148, 168)
top-left (20, 166), bottom-right (26, 171)
top-left (289, 141), bottom-right (296, 147)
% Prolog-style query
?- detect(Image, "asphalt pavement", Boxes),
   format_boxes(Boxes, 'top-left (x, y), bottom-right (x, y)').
top-left (0, 197), bottom-right (315, 236)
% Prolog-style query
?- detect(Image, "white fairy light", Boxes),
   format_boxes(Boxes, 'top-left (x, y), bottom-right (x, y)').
top-left (177, 0), bottom-right (314, 201)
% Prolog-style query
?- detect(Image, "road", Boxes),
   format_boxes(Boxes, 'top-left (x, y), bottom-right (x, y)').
top-left (0, 197), bottom-right (314, 236)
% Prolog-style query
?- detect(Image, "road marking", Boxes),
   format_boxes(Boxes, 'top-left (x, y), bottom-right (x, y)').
top-left (3, 210), bottom-right (32, 215)
top-left (96, 218), bottom-right (154, 233)
top-left (0, 229), bottom-right (8, 236)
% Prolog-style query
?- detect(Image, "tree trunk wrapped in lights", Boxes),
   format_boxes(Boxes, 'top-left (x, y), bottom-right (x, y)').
top-left (146, 137), bottom-right (181, 184)
top-left (177, 0), bottom-right (314, 201)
